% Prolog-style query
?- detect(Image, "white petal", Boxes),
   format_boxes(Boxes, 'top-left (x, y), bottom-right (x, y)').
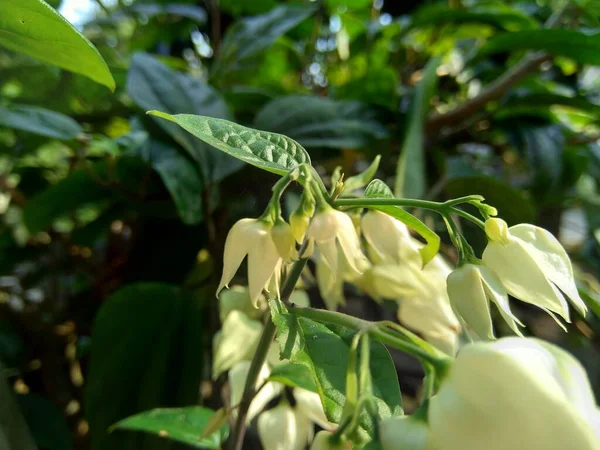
top-left (293, 388), bottom-right (332, 430)
top-left (446, 265), bottom-right (494, 339)
top-left (317, 238), bottom-right (339, 274)
top-left (483, 240), bottom-right (570, 320)
top-left (217, 219), bottom-right (256, 296)
top-left (510, 224), bottom-right (586, 315)
top-left (258, 404), bottom-right (299, 450)
top-left (229, 361), bottom-right (281, 423)
top-left (380, 416), bottom-right (429, 450)
top-left (248, 228), bottom-right (281, 305)
top-left (479, 266), bottom-right (524, 337)
top-left (316, 257), bottom-right (345, 310)
top-left (292, 407), bottom-right (314, 450)
top-left (335, 220), bottom-right (366, 275)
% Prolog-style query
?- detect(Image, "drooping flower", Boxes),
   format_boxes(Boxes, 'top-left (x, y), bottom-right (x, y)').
top-left (380, 415), bottom-right (429, 450)
top-left (306, 207), bottom-right (367, 276)
top-left (228, 361), bottom-right (282, 422)
top-left (310, 431), bottom-right (349, 450)
top-left (482, 218), bottom-right (587, 322)
top-left (218, 285), bottom-right (266, 322)
top-left (361, 210), bottom-right (420, 263)
top-left (426, 337), bottom-right (600, 450)
top-left (271, 219), bottom-right (297, 263)
top-left (446, 263), bottom-right (523, 339)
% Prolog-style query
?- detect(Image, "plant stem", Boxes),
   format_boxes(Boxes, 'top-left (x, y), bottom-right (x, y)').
top-left (287, 306), bottom-right (450, 371)
top-left (228, 255), bottom-right (309, 450)
top-left (333, 197), bottom-right (486, 228)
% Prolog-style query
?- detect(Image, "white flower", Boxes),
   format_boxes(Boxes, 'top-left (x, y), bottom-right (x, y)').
top-left (218, 285), bottom-right (266, 322)
top-left (293, 388), bottom-right (334, 430)
top-left (307, 208), bottom-right (367, 276)
top-left (427, 337), bottom-right (600, 450)
top-left (361, 210), bottom-right (420, 263)
top-left (482, 218), bottom-right (587, 322)
top-left (446, 263), bottom-right (523, 339)
top-left (217, 218), bottom-right (282, 306)
top-left (316, 254), bottom-right (346, 310)
top-left (212, 311), bottom-right (262, 378)
top-left (228, 361), bottom-right (282, 423)
top-left (380, 416), bottom-right (428, 450)
top-left (258, 402), bottom-right (314, 450)
top-left (271, 219), bottom-right (297, 263)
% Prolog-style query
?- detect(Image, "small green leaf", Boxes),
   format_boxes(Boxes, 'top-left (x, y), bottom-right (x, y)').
top-left (395, 57), bottom-right (440, 199)
top-left (254, 96), bottom-right (388, 149)
top-left (342, 155), bottom-right (381, 194)
top-left (475, 29), bottom-right (600, 66)
top-left (0, 104), bottom-right (82, 140)
top-left (365, 180), bottom-right (441, 266)
top-left (268, 362), bottom-right (318, 392)
top-left (113, 407), bottom-right (228, 449)
top-left (148, 111), bottom-right (312, 176)
top-left (269, 299), bottom-right (402, 444)
top-left (18, 394), bottom-right (73, 450)
top-left (0, 0), bottom-right (115, 90)
top-left (0, 361), bottom-right (37, 450)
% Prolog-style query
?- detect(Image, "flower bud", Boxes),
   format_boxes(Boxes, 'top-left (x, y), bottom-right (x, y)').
top-left (310, 431), bottom-right (349, 450)
top-left (484, 218), bottom-right (510, 244)
top-left (272, 219), bottom-right (297, 262)
top-left (290, 211), bottom-right (311, 244)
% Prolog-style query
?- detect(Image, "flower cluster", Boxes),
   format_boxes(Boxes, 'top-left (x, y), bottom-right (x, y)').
top-left (446, 218), bottom-right (587, 339)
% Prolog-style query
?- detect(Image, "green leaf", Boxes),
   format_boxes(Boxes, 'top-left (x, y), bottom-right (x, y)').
top-left (267, 362), bottom-right (318, 392)
top-left (86, 283), bottom-right (206, 450)
top-left (365, 179), bottom-right (441, 266)
top-left (475, 30), bottom-right (600, 66)
top-left (0, 0), bottom-right (115, 90)
top-left (500, 92), bottom-right (600, 115)
top-left (18, 394), bottom-right (72, 450)
top-left (113, 407), bottom-right (228, 449)
top-left (128, 52), bottom-right (242, 184)
top-left (324, 0), bottom-right (373, 10)
top-left (395, 57), bottom-right (440, 199)
top-left (0, 104), bottom-right (82, 140)
top-left (214, 5), bottom-right (315, 75)
top-left (137, 139), bottom-right (204, 225)
top-left (0, 361), bottom-right (37, 450)
top-left (126, 3), bottom-right (207, 24)
top-left (219, 0), bottom-right (276, 16)
top-left (409, 4), bottom-right (537, 32)
top-left (342, 155), bottom-right (381, 194)
top-left (269, 299), bottom-right (402, 444)
top-left (147, 112), bottom-right (311, 176)
top-left (254, 96), bottom-right (388, 149)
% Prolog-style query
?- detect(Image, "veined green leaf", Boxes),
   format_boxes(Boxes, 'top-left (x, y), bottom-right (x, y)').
top-left (267, 362), bottom-right (318, 392)
top-left (148, 111), bottom-right (312, 176)
top-left (365, 179), bottom-right (441, 266)
top-left (113, 407), bottom-right (228, 449)
top-left (269, 299), bottom-right (402, 444)
top-left (395, 57), bottom-right (440, 199)
top-left (475, 29), bottom-right (600, 66)
top-left (0, 0), bottom-right (115, 90)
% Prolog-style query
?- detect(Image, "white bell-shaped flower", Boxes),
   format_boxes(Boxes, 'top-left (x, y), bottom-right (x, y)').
top-left (361, 210), bottom-right (420, 263)
top-left (217, 218), bottom-right (284, 306)
top-left (307, 208), bottom-right (367, 276)
top-left (258, 402), bottom-right (314, 450)
top-left (446, 263), bottom-right (523, 339)
top-left (427, 337), bottom-right (600, 450)
top-left (380, 416), bottom-right (429, 450)
top-left (228, 361), bottom-right (282, 423)
top-left (218, 285), bottom-right (266, 322)
top-left (212, 311), bottom-right (262, 378)
top-left (310, 431), bottom-right (349, 450)
top-left (482, 218), bottom-right (587, 322)
top-left (293, 388), bottom-right (333, 430)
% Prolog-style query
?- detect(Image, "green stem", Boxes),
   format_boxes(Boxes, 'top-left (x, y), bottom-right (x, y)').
top-left (333, 197), bottom-right (485, 229)
top-left (287, 306), bottom-right (450, 371)
top-left (228, 253), bottom-right (309, 450)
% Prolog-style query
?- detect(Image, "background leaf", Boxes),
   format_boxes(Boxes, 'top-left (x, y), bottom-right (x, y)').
top-left (0, 361), bottom-right (37, 450)
top-left (85, 283), bottom-right (206, 450)
top-left (113, 407), bottom-right (228, 449)
top-left (254, 96), bottom-right (388, 149)
top-left (0, 0), bottom-right (114, 89)
top-left (0, 104), bottom-right (83, 140)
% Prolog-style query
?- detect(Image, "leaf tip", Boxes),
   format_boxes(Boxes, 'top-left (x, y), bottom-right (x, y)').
top-left (147, 110), bottom-right (175, 122)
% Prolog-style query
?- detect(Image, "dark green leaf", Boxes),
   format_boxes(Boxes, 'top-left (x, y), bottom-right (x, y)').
top-left (409, 4), bottom-right (537, 32)
top-left (475, 30), bottom-right (600, 66)
top-left (148, 111), bottom-right (311, 176)
top-left (269, 299), bottom-right (402, 444)
top-left (127, 52), bottom-right (242, 184)
top-left (0, 361), bottom-right (37, 450)
top-left (138, 139), bottom-right (204, 225)
top-left (267, 362), bottom-right (318, 392)
top-left (254, 96), bottom-right (388, 149)
top-left (365, 179), bottom-right (441, 266)
top-left (18, 394), bottom-right (72, 450)
top-left (113, 407), bottom-right (228, 449)
top-left (214, 5), bottom-right (315, 74)
top-left (0, 0), bottom-right (114, 89)
top-left (0, 321), bottom-right (24, 368)
top-left (395, 57), bottom-right (440, 199)
top-left (0, 104), bottom-right (82, 140)
top-left (86, 283), bottom-right (206, 450)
